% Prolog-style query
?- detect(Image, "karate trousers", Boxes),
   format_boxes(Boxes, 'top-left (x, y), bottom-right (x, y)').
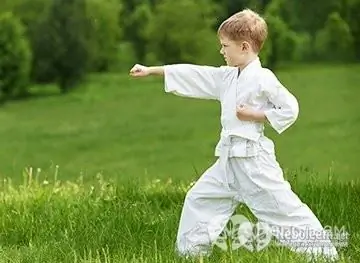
top-left (175, 137), bottom-right (339, 261)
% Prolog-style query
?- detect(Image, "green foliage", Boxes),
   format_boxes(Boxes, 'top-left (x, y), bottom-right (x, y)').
top-left (119, 0), bottom-right (153, 63)
top-left (110, 42), bottom-right (138, 72)
top-left (144, 0), bottom-right (222, 65)
top-left (0, 12), bottom-right (32, 102)
top-left (196, 32), bottom-right (225, 66)
top-left (0, 0), bottom-right (52, 83)
top-left (343, 0), bottom-right (360, 60)
top-left (4, 0), bottom-right (121, 82)
top-left (4, 0), bottom-right (50, 35)
top-left (32, 0), bottom-right (92, 93)
top-left (314, 12), bottom-right (354, 62)
top-left (262, 13), bottom-right (295, 67)
top-left (85, 0), bottom-right (121, 72)
top-left (268, 0), bottom-right (342, 36)
top-left (261, 0), bottom-right (313, 68)
top-left (291, 32), bottom-right (312, 62)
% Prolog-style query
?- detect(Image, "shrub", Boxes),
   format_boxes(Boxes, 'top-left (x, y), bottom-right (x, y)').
top-left (110, 42), bottom-right (138, 72)
top-left (0, 12), bottom-right (32, 102)
top-left (144, 0), bottom-right (221, 65)
top-left (85, 0), bottom-right (121, 72)
top-left (314, 12), bottom-right (354, 62)
top-left (261, 0), bottom-right (312, 68)
top-left (262, 12), bottom-right (298, 68)
top-left (32, 0), bottom-right (92, 93)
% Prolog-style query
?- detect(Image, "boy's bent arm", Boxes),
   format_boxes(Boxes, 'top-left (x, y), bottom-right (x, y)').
top-left (261, 70), bottom-right (299, 134)
top-left (164, 64), bottom-right (224, 100)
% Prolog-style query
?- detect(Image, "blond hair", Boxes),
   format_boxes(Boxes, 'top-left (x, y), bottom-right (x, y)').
top-left (217, 9), bottom-right (268, 53)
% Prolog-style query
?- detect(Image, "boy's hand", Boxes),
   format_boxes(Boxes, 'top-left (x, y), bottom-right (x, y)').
top-left (236, 105), bottom-right (266, 122)
top-left (129, 64), bottom-right (150, 77)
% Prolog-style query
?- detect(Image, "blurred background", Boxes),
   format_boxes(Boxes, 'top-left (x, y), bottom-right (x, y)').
top-left (0, 0), bottom-right (359, 183)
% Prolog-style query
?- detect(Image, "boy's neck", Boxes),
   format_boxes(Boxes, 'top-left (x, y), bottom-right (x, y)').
top-left (238, 53), bottom-right (259, 71)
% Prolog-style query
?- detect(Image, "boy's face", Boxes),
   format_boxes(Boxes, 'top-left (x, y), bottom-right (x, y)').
top-left (219, 35), bottom-right (251, 67)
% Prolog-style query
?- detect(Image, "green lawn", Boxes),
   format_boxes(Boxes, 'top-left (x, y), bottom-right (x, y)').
top-left (0, 64), bottom-right (359, 184)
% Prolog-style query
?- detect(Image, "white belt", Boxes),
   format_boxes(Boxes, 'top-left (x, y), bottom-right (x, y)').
top-left (217, 135), bottom-right (260, 190)
top-left (218, 136), bottom-right (237, 190)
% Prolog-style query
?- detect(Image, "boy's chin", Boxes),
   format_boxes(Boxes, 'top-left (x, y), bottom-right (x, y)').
top-left (226, 62), bottom-right (238, 67)
top-left (224, 59), bottom-right (240, 67)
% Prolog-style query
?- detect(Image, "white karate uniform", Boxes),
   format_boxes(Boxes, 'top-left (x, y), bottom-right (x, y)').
top-left (163, 58), bottom-right (339, 260)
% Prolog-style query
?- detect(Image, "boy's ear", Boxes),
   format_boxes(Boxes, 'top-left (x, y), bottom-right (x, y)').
top-left (242, 41), bottom-right (251, 51)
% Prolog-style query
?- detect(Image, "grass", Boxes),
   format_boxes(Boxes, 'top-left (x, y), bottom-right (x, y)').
top-left (0, 167), bottom-right (358, 262)
top-left (0, 63), bottom-right (359, 262)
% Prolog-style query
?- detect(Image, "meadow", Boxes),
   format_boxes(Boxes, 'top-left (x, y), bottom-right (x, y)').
top-left (0, 64), bottom-right (359, 262)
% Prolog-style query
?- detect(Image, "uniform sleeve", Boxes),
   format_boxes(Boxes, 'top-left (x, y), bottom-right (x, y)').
top-left (164, 64), bottom-right (224, 100)
top-left (261, 69), bottom-right (299, 134)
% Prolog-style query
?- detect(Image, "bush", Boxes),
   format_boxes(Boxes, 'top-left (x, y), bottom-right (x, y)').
top-left (120, 2), bottom-right (153, 64)
top-left (314, 12), bottom-right (354, 62)
top-left (110, 42), bottom-right (138, 72)
top-left (32, 0), bottom-right (92, 93)
top-left (0, 12), bottom-right (32, 102)
top-left (0, 0), bottom-right (52, 84)
top-left (30, 0), bottom-right (121, 91)
top-left (85, 0), bottom-right (121, 72)
top-left (196, 32), bottom-right (225, 66)
top-left (144, 0), bottom-right (221, 65)
top-left (261, 13), bottom-right (296, 68)
top-left (291, 32), bottom-right (312, 62)
top-left (261, 0), bottom-right (312, 67)
top-left (345, 0), bottom-right (360, 60)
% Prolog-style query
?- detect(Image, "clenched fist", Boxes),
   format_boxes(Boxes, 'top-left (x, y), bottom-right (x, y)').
top-left (129, 64), bottom-right (150, 77)
top-left (236, 104), bottom-right (266, 122)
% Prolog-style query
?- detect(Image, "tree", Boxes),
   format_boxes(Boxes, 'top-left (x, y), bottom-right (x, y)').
top-left (344, 0), bottom-right (360, 60)
top-left (32, 0), bottom-right (92, 93)
top-left (262, 0), bottom-right (302, 68)
top-left (314, 12), bottom-right (354, 62)
top-left (144, 0), bottom-right (223, 65)
top-left (86, 0), bottom-right (122, 72)
top-left (0, 12), bottom-right (32, 102)
top-left (119, 0), bottom-right (153, 63)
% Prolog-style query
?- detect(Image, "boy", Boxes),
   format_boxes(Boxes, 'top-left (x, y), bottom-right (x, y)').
top-left (130, 8), bottom-right (339, 261)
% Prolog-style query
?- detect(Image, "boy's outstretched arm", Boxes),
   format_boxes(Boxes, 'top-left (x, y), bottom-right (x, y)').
top-left (129, 63), bottom-right (224, 100)
top-left (130, 64), bottom-right (164, 76)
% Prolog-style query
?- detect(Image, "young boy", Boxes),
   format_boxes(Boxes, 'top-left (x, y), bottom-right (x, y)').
top-left (130, 8), bottom-right (339, 261)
